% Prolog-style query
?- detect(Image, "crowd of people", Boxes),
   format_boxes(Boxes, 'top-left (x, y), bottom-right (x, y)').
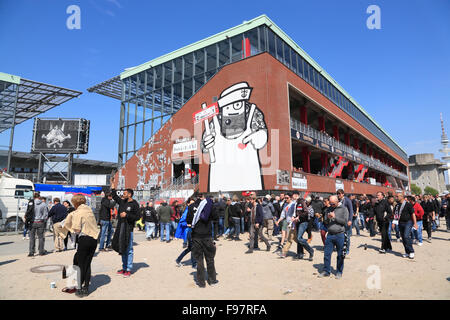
top-left (23, 181), bottom-right (450, 295)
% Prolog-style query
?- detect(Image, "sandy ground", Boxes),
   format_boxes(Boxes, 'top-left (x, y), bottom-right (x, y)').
top-left (0, 222), bottom-right (449, 300)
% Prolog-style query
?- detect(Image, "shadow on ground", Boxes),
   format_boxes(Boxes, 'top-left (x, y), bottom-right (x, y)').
top-left (0, 259), bottom-right (18, 266)
top-left (89, 274), bottom-right (111, 293)
top-left (0, 242), bottom-right (14, 246)
top-left (132, 262), bottom-right (149, 274)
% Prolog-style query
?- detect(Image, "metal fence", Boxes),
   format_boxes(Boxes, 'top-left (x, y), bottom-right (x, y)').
top-left (290, 118), bottom-right (409, 181)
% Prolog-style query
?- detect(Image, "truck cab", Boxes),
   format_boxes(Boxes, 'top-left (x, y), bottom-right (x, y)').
top-left (0, 172), bottom-right (34, 231)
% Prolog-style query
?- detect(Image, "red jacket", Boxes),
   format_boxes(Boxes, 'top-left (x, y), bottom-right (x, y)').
top-left (413, 203), bottom-right (424, 220)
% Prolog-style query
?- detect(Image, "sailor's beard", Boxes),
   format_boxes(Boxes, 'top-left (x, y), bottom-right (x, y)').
top-left (220, 113), bottom-right (247, 139)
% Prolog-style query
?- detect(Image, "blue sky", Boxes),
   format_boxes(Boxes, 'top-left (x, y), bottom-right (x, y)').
top-left (0, 0), bottom-right (449, 164)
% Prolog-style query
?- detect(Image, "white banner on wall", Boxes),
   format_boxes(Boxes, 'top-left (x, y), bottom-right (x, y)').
top-left (292, 172), bottom-right (307, 190)
top-left (172, 139), bottom-right (197, 154)
top-left (335, 179), bottom-right (345, 191)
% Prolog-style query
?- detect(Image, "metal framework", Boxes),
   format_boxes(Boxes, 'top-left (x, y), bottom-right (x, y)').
top-left (0, 72), bottom-right (82, 172)
top-left (87, 75), bottom-right (121, 100)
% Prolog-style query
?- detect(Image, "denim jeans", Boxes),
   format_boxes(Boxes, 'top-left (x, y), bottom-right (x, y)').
top-left (176, 228), bottom-right (196, 267)
top-left (352, 217), bottom-right (360, 235)
top-left (160, 222), bottom-right (171, 241)
top-left (170, 221), bottom-right (178, 236)
top-left (313, 217), bottom-right (320, 230)
top-left (345, 225), bottom-right (352, 255)
top-left (231, 217), bottom-right (241, 238)
top-left (121, 232), bottom-right (134, 272)
top-left (145, 222), bottom-right (156, 239)
top-left (411, 220), bottom-right (423, 243)
top-left (297, 222), bottom-right (314, 255)
top-left (359, 213), bottom-right (366, 230)
top-left (388, 220), bottom-right (401, 241)
top-left (99, 220), bottom-right (113, 249)
top-left (218, 217), bottom-right (224, 236)
top-left (323, 233), bottom-right (345, 275)
top-left (224, 227), bottom-right (233, 236)
top-left (240, 217), bottom-right (245, 233)
top-left (399, 221), bottom-right (414, 254)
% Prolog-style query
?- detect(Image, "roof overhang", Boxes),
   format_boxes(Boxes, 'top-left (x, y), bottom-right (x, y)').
top-left (0, 75), bottom-right (82, 133)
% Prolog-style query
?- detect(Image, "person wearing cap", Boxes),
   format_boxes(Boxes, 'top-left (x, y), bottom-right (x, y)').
top-left (201, 82), bottom-right (268, 192)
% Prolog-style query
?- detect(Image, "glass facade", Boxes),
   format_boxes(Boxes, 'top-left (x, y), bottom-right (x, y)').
top-left (119, 24), bottom-right (407, 166)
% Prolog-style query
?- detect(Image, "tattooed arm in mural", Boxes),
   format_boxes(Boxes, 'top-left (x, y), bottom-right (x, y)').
top-left (242, 105), bottom-right (267, 149)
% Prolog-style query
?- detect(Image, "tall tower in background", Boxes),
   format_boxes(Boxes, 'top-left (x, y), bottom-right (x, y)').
top-left (439, 113), bottom-right (450, 186)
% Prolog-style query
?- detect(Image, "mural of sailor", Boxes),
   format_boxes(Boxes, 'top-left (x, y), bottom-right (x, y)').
top-left (41, 123), bottom-right (71, 148)
top-left (201, 82), bottom-right (268, 192)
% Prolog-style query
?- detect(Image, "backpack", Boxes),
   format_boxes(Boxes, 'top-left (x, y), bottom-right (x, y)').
top-left (24, 199), bottom-right (35, 228)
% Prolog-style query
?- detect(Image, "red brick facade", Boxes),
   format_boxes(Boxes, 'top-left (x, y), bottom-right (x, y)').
top-left (115, 53), bottom-right (408, 196)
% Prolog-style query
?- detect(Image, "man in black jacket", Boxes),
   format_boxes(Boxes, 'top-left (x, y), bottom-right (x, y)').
top-left (421, 194), bottom-right (436, 241)
top-left (98, 192), bottom-right (115, 251)
top-left (191, 193), bottom-right (218, 288)
top-left (48, 198), bottom-right (68, 252)
top-left (394, 193), bottom-right (418, 259)
top-left (373, 192), bottom-right (393, 253)
top-left (246, 197), bottom-right (271, 254)
top-left (142, 202), bottom-right (158, 240)
top-left (110, 178), bottom-right (140, 278)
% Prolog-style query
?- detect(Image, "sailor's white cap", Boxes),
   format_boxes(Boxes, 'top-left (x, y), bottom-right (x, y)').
top-left (217, 82), bottom-right (252, 108)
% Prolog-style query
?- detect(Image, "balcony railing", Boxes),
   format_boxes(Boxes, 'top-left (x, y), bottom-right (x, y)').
top-left (290, 118), bottom-right (408, 181)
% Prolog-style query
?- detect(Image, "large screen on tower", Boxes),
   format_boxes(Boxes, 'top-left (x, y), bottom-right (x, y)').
top-left (31, 118), bottom-right (90, 154)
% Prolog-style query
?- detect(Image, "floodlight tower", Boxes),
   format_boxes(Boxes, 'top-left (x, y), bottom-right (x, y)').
top-left (439, 113), bottom-right (450, 185)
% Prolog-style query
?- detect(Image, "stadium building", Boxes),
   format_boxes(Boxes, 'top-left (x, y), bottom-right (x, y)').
top-left (89, 15), bottom-right (409, 197)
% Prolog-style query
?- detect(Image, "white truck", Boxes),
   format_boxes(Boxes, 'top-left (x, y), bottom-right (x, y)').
top-left (0, 172), bottom-right (34, 231)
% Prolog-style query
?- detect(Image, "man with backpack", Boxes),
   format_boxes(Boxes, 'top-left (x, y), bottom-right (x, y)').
top-left (27, 192), bottom-right (49, 257)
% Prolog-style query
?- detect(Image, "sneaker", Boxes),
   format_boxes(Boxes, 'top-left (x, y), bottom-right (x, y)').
top-left (198, 282), bottom-right (206, 288)
top-left (123, 271), bottom-right (131, 277)
top-left (397, 238), bottom-right (401, 242)
top-left (308, 252), bottom-right (314, 261)
top-left (245, 249), bottom-right (253, 254)
top-left (27, 253), bottom-right (34, 257)
top-left (39, 251), bottom-right (48, 256)
top-left (182, 243), bottom-right (187, 248)
top-left (335, 273), bottom-right (342, 279)
top-left (409, 253), bottom-right (415, 259)
top-left (175, 260), bottom-right (182, 267)
top-left (379, 249), bottom-right (386, 254)
top-left (318, 272), bottom-right (330, 278)
top-left (116, 269), bottom-right (125, 275)
top-left (418, 242), bottom-right (423, 246)
top-left (22, 237), bottom-right (26, 240)
top-left (266, 245), bottom-right (271, 252)
top-left (278, 252), bottom-right (287, 259)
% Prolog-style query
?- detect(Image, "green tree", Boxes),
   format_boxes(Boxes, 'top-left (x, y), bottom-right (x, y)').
top-left (424, 186), bottom-right (439, 196)
top-left (410, 184), bottom-right (422, 195)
